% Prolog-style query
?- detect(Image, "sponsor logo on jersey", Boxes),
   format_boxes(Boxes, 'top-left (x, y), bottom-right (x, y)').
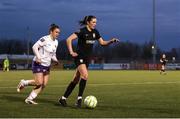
top-left (40, 38), bottom-right (45, 42)
top-left (86, 40), bottom-right (95, 44)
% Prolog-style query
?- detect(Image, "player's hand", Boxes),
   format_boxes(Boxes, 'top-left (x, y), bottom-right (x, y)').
top-left (111, 38), bottom-right (120, 43)
top-left (36, 58), bottom-right (41, 64)
top-left (70, 52), bottom-right (78, 57)
top-left (52, 60), bottom-right (59, 66)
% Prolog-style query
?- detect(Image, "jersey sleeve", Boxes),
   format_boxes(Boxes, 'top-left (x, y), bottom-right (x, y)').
top-left (74, 29), bottom-right (83, 38)
top-left (95, 29), bottom-right (101, 39)
top-left (36, 38), bottom-right (46, 46)
top-left (32, 37), bottom-right (46, 59)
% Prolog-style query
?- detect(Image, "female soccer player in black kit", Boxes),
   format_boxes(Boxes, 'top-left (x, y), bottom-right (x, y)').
top-left (59, 15), bottom-right (119, 108)
top-left (160, 54), bottom-right (168, 75)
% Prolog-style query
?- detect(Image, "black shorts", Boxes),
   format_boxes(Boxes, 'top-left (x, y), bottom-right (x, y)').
top-left (74, 56), bottom-right (90, 68)
top-left (161, 63), bottom-right (166, 66)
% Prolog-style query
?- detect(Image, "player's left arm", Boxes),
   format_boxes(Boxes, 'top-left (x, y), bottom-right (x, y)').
top-left (51, 42), bottom-right (59, 65)
top-left (52, 54), bottom-right (58, 62)
top-left (98, 37), bottom-right (120, 46)
top-left (51, 54), bottom-right (59, 66)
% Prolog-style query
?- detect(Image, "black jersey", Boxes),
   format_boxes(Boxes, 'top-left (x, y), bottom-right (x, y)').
top-left (160, 58), bottom-right (167, 65)
top-left (74, 27), bottom-right (101, 58)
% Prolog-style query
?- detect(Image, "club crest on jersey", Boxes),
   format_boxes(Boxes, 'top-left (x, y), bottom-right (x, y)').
top-left (93, 33), bottom-right (96, 38)
top-left (80, 59), bottom-right (83, 63)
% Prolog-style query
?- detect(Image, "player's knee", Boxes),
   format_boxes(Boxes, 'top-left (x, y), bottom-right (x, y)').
top-left (73, 75), bottom-right (80, 84)
top-left (73, 79), bottom-right (80, 84)
top-left (81, 73), bottom-right (88, 80)
top-left (34, 81), bottom-right (43, 88)
top-left (34, 84), bottom-right (42, 89)
top-left (35, 82), bottom-right (43, 86)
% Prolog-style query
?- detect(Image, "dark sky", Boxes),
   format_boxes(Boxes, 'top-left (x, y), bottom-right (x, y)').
top-left (0, 0), bottom-right (180, 50)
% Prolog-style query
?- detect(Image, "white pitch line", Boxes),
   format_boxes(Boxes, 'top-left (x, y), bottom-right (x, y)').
top-left (88, 81), bottom-right (180, 86)
top-left (0, 81), bottom-right (180, 89)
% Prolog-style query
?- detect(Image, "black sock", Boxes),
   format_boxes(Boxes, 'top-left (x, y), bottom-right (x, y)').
top-left (78, 78), bottom-right (87, 97)
top-left (63, 81), bottom-right (77, 98)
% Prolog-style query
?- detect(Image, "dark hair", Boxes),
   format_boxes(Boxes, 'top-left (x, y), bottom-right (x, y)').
top-left (49, 23), bottom-right (59, 32)
top-left (79, 15), bottom-right (96, 26)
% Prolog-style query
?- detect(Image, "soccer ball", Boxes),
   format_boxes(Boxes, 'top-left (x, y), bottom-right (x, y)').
top-left (84, 95), bottom-right (97, 109)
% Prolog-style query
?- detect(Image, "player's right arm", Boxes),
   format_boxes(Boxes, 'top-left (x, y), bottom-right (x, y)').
top-left (32, 38), bottom-right (46, 63)
top-left (66, 33), bottom-right (78, 57)
top-left (160, 59), bottom-right (163, 63)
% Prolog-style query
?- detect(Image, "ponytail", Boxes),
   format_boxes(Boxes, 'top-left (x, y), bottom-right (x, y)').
top-left (49, 23), bottom-right (59, 33)
top-left (79, 15), bottom-right (96, 26)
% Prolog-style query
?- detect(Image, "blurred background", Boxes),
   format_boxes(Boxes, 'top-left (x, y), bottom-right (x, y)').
top-left (0, 0), bottom-right (180, 70)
